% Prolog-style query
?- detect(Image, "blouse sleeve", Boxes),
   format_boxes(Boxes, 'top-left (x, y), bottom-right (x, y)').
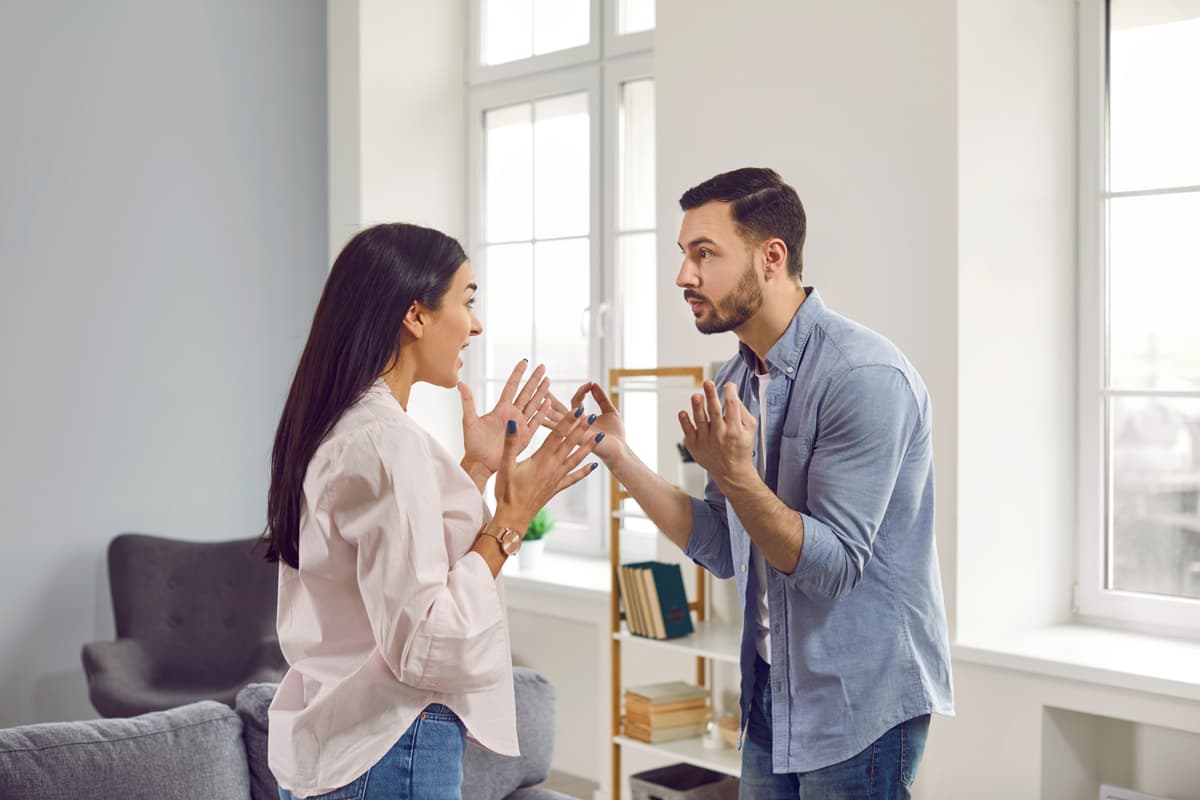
top-left (329, 423), bottom-right (506, 694)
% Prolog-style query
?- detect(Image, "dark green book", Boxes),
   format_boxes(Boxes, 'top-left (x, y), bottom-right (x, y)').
top-left (646, 561), bottom-right (694, 639)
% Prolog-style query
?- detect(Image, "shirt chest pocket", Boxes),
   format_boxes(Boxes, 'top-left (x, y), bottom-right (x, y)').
top-left (776, 433), bottom-right (812, 510)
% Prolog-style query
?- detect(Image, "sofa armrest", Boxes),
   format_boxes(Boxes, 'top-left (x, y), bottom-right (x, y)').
top-left (505, 788), bottom-right (575, 800)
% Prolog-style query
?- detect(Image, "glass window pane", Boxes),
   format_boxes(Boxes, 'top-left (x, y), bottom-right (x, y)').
top-left (619, 0), bottom-right (655, 34)
top-left (618, 79), bottom-right (656, 231)
top-left (621, 387), bottom-right (659, 476)
top-left (1108, 193), bottom-right (1200, 390)
top-left (483, 0), bottom-right (533, 66)
top-left (534, 93), bottom-right (590, 239)
top-left (533, 0), bottom-right (589, 55)
top-left (485, 104), bottom-right (533, 243)
top-left (1109, 395), bottom-right (1200, 599)
top-left (532, 238), bottom-right (589, 381)
top-left (1109, 3), bottom-right (1200, 191)
top-left (618, 232), bottom-right (657, 368)
top-left (484, 243), bottom-right (533, 377)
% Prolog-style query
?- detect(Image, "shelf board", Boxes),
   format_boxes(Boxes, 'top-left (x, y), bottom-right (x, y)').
top-left (613, 620), bottom-right (742, 664)
top-left (614, 734), bottom-right (742, 777)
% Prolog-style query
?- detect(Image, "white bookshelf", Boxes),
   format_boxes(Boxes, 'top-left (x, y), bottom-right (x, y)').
top-left (613, 620), bottom-right (742, 665)
top-left (613, 734), bottom-right (742, 778)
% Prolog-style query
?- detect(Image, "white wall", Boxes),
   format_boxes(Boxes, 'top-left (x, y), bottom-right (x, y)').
top-left (0, 1), bottom-right (327, 726)
top-left (327, 0), bottom-right (468, 451)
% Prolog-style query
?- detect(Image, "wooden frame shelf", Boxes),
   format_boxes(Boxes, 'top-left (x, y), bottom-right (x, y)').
top-left (608, 366), bottom-right (742, 795)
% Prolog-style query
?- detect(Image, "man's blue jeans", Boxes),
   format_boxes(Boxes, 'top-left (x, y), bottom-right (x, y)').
top-left (741, 657), bottom-right (930, 799)
top-left (278, 704), bottom-right (467, 800)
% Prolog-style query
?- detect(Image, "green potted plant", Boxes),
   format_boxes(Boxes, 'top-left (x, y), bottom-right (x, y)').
top-left (518, 507), bottom-right (554, 571)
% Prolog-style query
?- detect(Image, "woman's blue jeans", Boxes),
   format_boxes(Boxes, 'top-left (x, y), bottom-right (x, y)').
top-left (740, 657), bottom-right (930, 799)
top-left (279, 704), bottom-right (467, 800)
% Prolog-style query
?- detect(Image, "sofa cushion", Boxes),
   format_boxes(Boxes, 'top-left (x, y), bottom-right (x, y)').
top-left (235, 682), bottom-right (279, 800)
top-left (237, 667), bottom-right (556, 800)
top-left (0, 700), bottom-right (249, 800)
top-left (462, 667), bottom-right (556, 800)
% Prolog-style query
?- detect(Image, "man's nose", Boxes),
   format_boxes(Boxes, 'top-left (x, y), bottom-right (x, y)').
top-left (676, 258), bottom-right (698, 287)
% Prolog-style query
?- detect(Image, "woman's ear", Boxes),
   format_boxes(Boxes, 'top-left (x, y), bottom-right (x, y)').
top-left (401, 302), bottom-right (426, 339)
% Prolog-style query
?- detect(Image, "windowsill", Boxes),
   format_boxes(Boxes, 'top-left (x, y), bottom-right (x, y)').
top-left (953, 624), bottom-right (1200, 702)
top-left (501, 551), bottom-right (611, 600)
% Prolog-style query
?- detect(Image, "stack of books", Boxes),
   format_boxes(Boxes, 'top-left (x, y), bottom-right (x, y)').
top-left (622, 681), bottom-right (712, 743)
top-left (615, 560), bottom-right (694, 639)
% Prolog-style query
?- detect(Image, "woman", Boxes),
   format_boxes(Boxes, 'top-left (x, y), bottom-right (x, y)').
top-left (262, 223), bottom-right (600, 799)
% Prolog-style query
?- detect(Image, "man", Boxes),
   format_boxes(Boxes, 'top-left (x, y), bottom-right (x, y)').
top-left (562, 168), bottom-right (953, 798)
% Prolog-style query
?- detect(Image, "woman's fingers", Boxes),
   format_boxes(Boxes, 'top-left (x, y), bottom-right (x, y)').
top-left (499, 359), bottom-right (529, 405)
top-left (555, 462), bottom-right (600, 493)
top-left (513, 364), bottom-right (547, 412)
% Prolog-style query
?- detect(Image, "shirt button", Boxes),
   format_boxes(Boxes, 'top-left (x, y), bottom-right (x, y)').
top-left (786, 366), bottom-right (794, 374)
top-left (741, 564), bottom-right (747, 573)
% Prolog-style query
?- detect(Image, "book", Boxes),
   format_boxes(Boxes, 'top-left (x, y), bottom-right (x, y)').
top-left (638, 564), bottom-right (666, 638)
top-left (623, 680), bottom-right (709, 715)
top-left (624, 705), bottom-right (713, 728)
top-left (646, 562), bottom-right (694, 639)
top-left (622, 719), bottom-right (710, 743)
top-left (621, 564), bottom-right (647, 636)
top-left (614, 564), bottom-right (635, 634)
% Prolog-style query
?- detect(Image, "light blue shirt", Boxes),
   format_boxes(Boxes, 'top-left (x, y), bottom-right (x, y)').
top-left (685, 288), bottom-right (954, 773)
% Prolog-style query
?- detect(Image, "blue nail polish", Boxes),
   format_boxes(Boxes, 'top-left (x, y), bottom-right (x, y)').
top-left (587, 414), bottom-right (597, 425)
top-left (506, 420), bottom-right (517, 434)
top-left (574, 407), bottom-right (584, 418)
top-left (595, 433), bottom-right (605, 443)
top-left (590, 462), bottom-right (599, 471)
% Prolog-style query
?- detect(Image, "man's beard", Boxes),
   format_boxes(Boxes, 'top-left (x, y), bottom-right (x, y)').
top-left (693, 258), bottom-right (763, 334)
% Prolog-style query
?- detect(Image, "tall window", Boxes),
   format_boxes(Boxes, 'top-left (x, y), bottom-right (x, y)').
top-left (468, 0), bottom-right (656, 554)
top-left (1078, 0), bottom-right (1200, 632)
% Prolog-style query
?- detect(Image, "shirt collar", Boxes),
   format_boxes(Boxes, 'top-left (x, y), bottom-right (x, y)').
top-left (736, 286), bottom-right (825, 380)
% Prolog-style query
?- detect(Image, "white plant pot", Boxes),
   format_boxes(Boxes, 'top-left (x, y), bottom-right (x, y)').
top-left (518, 539), bottom-right (545, 571)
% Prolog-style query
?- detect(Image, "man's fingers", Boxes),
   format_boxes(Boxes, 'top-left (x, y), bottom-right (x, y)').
top-left (678, 409), bottom-right (697, 445)
top-left (588, 382), bottom-right (619, 414)
top-left (569, 382), bottom-right (592, 412)
top-left (691, 392), bottom-right (707, 428)
top-left (703, 380), bottom-right (724, 427)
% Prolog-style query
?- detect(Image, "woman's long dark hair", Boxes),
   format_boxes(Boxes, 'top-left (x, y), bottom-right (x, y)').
top-left (263, 223), bottom-right (467, 568)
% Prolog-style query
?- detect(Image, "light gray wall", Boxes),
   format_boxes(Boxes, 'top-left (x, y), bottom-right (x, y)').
top-left (0, 1), bottom-right (327, 726)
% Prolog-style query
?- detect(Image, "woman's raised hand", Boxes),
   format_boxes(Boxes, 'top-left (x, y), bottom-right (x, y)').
top-left (491, 406), bottom-right (604, 531)
top-left (458, 359), bottom-right (551, 485)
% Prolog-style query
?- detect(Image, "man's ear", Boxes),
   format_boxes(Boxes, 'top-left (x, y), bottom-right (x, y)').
top-left (761, 238), bottom-right (789, 281)
top-left (401, 302), bottom-right (427, 340)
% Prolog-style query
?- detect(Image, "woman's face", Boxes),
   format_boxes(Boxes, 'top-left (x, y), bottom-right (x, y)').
top-left (416, 260), bottom-right (483, 388)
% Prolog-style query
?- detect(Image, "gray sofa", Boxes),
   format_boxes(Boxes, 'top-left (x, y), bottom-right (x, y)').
top-left (0, 669), bottom-right (571, 800)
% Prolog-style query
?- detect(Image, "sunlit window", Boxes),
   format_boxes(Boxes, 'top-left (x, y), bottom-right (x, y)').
top-left (471, 2), bottom-right (656, 554)
top-left (1087, 0), bottom-right (1200, 619)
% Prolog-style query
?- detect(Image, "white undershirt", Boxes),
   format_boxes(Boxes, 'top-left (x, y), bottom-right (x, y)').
top-left (752, 370), bottom-right (772, 664)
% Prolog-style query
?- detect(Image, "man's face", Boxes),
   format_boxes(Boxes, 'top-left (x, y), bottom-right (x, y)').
top-left (676, 201), bottom-right (763, 334)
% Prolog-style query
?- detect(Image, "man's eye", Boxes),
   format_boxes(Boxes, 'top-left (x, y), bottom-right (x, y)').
top-left (699, 248), bottom-right (712, 259)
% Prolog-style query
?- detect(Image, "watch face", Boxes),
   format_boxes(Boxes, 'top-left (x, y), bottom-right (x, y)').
top-left (501, 528), bottom-right (521, 555)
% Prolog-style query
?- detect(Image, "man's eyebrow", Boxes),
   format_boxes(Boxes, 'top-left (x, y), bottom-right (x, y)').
top-left (678, 236), bottom-right (718, 251)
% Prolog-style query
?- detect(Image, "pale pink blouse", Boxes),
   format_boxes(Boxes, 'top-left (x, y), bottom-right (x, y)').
top-left (268, 379), bottom-right (517, 797)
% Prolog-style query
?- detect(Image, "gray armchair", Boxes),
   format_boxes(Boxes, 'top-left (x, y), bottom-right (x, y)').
top-left (82, 533), bottom-right (285, 717)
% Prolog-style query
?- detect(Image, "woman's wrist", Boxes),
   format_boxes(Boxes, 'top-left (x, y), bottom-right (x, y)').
top-left (460, 459), bottom-right (493, 492)
top-left (488, 507), bottom-right (531, 537)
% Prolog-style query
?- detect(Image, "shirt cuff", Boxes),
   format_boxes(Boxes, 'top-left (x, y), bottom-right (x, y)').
top-left (684, 495), bottom-right (731, 577)
top-left (786, 512), bottom-right (848, 598)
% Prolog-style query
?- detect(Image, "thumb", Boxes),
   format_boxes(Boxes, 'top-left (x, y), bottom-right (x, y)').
top-left (458, 382), bottom-right (479, 422)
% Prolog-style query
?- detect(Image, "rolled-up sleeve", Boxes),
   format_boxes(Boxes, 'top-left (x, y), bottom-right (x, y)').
top-left (787, 365), bottom-right (921, 600)
top-left (685, 477), bottom-right (735, 579)
top-left (331, 426), bottom-right (505, 694)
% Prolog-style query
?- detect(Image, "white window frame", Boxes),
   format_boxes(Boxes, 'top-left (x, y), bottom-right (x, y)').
top-left (467, 2), bottom-right (655, 556)
top-left (1076, 0), bottom-right (1200, 634)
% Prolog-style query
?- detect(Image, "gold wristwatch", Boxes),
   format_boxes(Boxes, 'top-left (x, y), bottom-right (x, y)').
top-left (479, 524), bottom-right (522, 556)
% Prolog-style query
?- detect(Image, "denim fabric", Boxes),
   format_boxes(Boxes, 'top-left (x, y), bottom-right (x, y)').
top-left (685, 288), bottom-right (953, 773)
top-left (740, 657), bottom-right (929, 799)
top-left (279, 704), bottom-right (466, 800)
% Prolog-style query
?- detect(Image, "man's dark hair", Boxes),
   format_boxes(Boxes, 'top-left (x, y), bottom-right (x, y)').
top-left (679, 167), bottom-right (807, 280)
